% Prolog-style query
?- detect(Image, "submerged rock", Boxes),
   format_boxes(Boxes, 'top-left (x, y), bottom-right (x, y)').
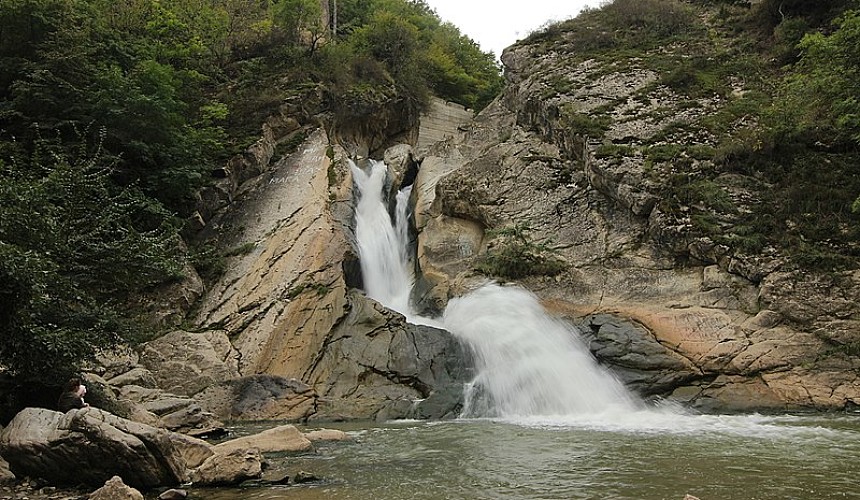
top-left (303, 429), bottom-right (350, 442)
top-left (158, 489), bottom-right (188, 500)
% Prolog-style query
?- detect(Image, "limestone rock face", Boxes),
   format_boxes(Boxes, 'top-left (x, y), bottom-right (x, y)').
top-left (194, 375), bottom-right (317, 422)
top-left (0, 408), bottom-right (184, 488)
top-left (182, 130), bottom-right (471, 421)
top-left (194, 129), bottom-right (353, 389)
top-left (89, 476), bottom-right (144, 500)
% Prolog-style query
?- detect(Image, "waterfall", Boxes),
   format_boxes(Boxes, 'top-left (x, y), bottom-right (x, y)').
top-left (352, 160), bottom-right (415, 316)
top-left (352, 160), bottom-right (638, 419)
top-left (443, 285), bottom-right (637, 417)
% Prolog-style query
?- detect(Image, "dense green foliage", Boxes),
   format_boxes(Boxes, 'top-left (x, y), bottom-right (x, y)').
top-left (0, 0), bottom-right (502, 386)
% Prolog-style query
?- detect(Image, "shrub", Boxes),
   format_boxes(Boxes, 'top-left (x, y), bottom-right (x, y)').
top-left (475, 224), bottom-right (566, 280)
top-left (603, 0), bottom-right (699, 38)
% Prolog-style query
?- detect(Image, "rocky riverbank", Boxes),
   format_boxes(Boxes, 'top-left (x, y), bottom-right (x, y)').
top-left (0, 405), bottom-right (351, 499)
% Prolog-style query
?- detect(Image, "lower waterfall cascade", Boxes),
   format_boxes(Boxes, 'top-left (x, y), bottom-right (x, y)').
top-left (352, 160), bottom-right (641, 419)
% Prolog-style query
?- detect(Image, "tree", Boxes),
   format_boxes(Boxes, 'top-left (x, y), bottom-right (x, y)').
top-left (0, 140), bottom-right (184, 383)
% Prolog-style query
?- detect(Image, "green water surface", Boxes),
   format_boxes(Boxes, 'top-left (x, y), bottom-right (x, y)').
top-left (189, 413), bottom-right (860, 500)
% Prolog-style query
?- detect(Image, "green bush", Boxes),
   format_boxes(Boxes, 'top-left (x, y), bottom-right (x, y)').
top-left (0, 142), bottom-right (183, 383)
top-left (603, 0), bottom-right (699, 38)
top-left (476, 224), bottom-right (566, 280)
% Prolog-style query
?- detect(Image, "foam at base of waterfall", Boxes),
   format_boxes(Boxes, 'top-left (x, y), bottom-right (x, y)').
top-left (443, 283), bottom-right (639, 418)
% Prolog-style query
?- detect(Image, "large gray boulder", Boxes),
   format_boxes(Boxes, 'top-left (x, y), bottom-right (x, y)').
top-left (0, 407), bottom-right (185, 488)
top-left (139, 329), bottom-right (240, 397)
top-left (306, 292), bottom-right (472, 421)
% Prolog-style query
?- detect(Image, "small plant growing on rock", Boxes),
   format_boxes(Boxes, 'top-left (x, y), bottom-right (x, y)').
top-left (475, 223), bottom-right (566, 280)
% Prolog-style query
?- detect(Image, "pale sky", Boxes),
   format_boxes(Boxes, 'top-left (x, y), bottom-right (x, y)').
top-left (425, 1), bottom-right (594, 58)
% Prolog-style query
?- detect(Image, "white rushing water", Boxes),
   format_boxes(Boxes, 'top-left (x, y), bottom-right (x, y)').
top-left (352, 159), bottom-right (637, 418)
top-left (351, 160), bottom-right (847, 437)
top-left (353, 160), bottom-right (415, 315)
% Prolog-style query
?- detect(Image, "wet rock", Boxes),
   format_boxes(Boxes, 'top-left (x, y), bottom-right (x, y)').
top-left (303, 429), bottom-right (350, 442)
top-left (307, 292), bottom-right (471, 421)
top-left (158, 488), bottom-right (188, 500)
top-left (89, 476), bottom-right (143, 500)
top-left (214, 425), bottom-right (312, 454)
top-left (189, 448), bottom-right (263, 486)
top-left (293, 471), bottom-right (320, 484)
top-left (383, 144), bottom-right (417, 190)
top-left (166, 432), bottom-right (214, 469)
top-left (580, 314), bottom-right (700, 395)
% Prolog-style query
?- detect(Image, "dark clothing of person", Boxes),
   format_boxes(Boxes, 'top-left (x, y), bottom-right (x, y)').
top-left (57, 391), bottom-right (85, 412)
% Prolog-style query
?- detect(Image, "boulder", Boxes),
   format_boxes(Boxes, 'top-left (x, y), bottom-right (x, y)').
top-left (120, 385), bottom-right (223, 434)
top-left (89, 476), bottom-right (143, 500)
top-left (139, 330), bottom-right (240, 397)
top-left (0, 407), bottom-right (185, 488)
top-left (166, 432), bottom-right (215, 469)
top-left (189, 448), bottom-right (263, 486)
top-left (579, 313), bottom-right (701, 395)
top-left (158, 489), bottom-right (188, 500)
top-left (0, 456), bottom-right (15, 484)
top-left (293, 471), bottom-right (321, 484)
top-left (194, 375), bottom-right (317, 422)
top-left (214, 425), bottom-right (312, 454)
top-left (306, 292), bottom-right (472, 421)
top-left (303, 429), bottom-right (350, 442)
top-left (107, 367), bottom-right (157, 389)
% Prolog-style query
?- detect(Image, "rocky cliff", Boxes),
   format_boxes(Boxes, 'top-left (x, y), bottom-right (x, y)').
top-left (159, 122), bottom-right (469, 422)
top-left (410, 15), bottom-right (859, 411)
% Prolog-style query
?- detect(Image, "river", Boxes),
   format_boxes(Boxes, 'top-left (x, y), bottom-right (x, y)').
top-left (194, 414), bottom-right (860, 500)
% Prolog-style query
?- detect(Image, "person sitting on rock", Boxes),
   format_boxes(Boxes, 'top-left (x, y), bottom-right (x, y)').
top-left (57, 377), bottom-right (90, 412)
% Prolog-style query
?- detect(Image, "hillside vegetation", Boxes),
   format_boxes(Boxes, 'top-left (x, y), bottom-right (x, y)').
top-left (523, 0), bottom-right (860, 272)
top-left (0, 0), bottom-right (502, 387)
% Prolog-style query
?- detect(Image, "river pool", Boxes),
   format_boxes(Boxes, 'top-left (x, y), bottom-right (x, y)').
top-left (191, 412), bottom-right (860, 500)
